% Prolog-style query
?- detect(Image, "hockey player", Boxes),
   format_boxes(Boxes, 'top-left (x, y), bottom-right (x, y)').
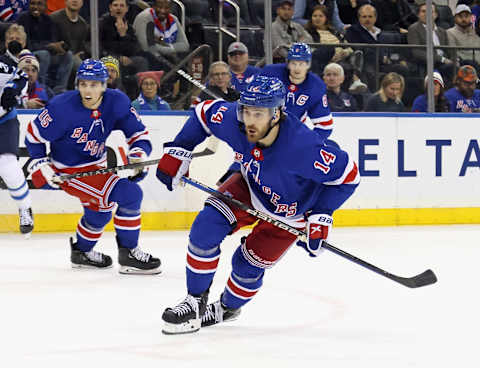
top-left (0, 57), bottom-right (34, 235)
top-left (25, 59), bottom-right (161, 274)
top-left (156, 75), bottom-right (359, 334)
top-left (260, 43), bottom-right (333, 143)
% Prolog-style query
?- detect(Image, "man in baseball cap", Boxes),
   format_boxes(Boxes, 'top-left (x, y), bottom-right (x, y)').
top-left (227, 41), bottom-right (260, 93)
top-left (445, 65), bottom-right (480, 112)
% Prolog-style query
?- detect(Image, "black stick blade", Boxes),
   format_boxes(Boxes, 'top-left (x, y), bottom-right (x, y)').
top-left (393, 269), bottom-right (438, 288)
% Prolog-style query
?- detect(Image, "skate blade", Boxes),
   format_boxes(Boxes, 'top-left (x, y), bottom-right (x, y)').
top-left (71, 263), bottom-right (113, 270)
top-left (118, 265), bottom-right (162, 275)
top-left (162, 319), bottom-right (201, 335)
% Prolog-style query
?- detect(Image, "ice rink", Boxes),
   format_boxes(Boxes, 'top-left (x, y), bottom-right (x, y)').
top-left (1, 225), bottom-right (479, 367)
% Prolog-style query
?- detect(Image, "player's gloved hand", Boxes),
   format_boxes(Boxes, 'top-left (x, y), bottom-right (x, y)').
top-left (1, 87), bottom-right (17, 111)
top-left (128, 147), bottom-right (148, 182)
top-left (297, 213), bottom-right (333, 257)
top-left (27, 158), bottom-right (62, 189)
top-left (156, 142), bottom-right (192, 191)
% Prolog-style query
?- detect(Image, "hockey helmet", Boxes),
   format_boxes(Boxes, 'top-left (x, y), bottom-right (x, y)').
top-left (287, 42), bottom-right (312, 62)
top-left (76, 59), bottom-right (109, 83)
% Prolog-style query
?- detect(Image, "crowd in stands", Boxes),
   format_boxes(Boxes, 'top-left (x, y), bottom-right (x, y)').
top-left (1, 0), bottom-right (480, 113)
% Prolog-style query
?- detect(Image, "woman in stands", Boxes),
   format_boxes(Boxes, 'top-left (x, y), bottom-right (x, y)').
top-left (131, 71), bottom-right (171, 111)
top-left (411, 71), bottom-right (450, 113)
top-left (365, 72), bottom-right (405, 112)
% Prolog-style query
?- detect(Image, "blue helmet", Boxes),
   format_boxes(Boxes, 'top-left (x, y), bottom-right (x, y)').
top-left (287, 42), bottom-right (312, 62)
top-left (76, 59), bottom-right (108, 83)
top-left (239, 75), bottom-right (286, 109)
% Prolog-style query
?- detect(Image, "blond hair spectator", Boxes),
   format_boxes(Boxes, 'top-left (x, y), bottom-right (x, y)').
top-left (365, 72), bottom-right (405, 112)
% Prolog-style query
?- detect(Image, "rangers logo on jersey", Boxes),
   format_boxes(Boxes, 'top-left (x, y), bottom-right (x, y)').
top-left (251, 147), bottom-right (264, 161)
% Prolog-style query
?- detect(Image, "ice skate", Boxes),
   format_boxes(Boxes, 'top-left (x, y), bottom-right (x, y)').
top-left (19, 207), bottom-right (34, 237)
top-left (70, 237), bottom-right (113, 269)
top-left (117, 236), bottom-right (161, 275)
top-left (162, 291), bottom-right (209, 335)
top-left (201, 299), bottom-right (241, 328)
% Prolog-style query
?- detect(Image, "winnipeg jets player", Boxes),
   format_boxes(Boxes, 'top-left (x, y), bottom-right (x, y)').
top-left (260, 43), bottom-right (333, 142)
top-left (156, 75), bottom-right (359, 334)
top-left (0, 57), bottom-right (33, 235)
top-left (25, 59), bottom-right (161, 274)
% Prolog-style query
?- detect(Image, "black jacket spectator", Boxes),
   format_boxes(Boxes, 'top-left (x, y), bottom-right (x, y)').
top-left (372, 0), bottom-right (417, 32)
top-left (99, 13), bottom-right (142, 57)
top-left (17, 11), bottom-right (61, 52)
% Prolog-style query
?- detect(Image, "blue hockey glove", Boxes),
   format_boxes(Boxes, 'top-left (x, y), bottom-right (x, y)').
top-left (297, 214), bottom-right (332, 257)
top-left (156, 143), bottom-right (192, 191)
top-left (128, 147), bottom-right (148, 182)
top-left (1, 87), bottom-right (17, 111)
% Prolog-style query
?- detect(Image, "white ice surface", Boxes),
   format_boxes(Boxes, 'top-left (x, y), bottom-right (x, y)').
top-left (0, 225), bottom-right (479, 367)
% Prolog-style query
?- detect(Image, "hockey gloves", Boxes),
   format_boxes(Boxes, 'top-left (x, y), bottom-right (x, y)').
top-left (297, 214), bottom-right (332, 257)
top-left (1, 87), bottom-right (17, 111)
top-left (156, 143), bottom-right (192, 191)
top-left (128, 147), bottom-right (148, 182)
top-left (28, 158), bottom-right (62, 189)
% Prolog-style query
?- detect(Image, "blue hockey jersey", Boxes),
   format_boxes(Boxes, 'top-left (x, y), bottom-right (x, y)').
top-left (0, 0), bottom-right (29, 21)
top-left (173, 100), bottom-right (359, 227)
top-left (25, 89), bottom-right (151, 169)
top-left (230, 65), bottom-right (260, 93)
top-left (259, 63), bottom-right (333, 142)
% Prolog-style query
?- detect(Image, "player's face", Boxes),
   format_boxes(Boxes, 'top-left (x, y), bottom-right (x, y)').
top-left (242, 106), bottom-right (273, 143)
top-left (323, 70), bottom-right (344, 89)
top-left (288, 60), bottom-right (309, 83)
top-left (384, 82), bottom-right (402, 100)
top-left (458, 79), bottom-right (476, 98)
top-left (78, 80), bottom-right (105, 109)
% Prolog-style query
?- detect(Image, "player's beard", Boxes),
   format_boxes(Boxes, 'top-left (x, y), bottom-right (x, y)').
top-left (245, 123), bottom-right (270, 143)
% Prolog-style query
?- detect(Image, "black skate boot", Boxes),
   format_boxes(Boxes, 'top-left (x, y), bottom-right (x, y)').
top-left (201, 299), bottom-right (241, 327)
top-left (162, 291), bottom-right (209, 335)
top-left (70, 237), bottom-right (113, 269)
top-left (117, 236), bottom-right (161, 275)
top-left (19, 207), bottom-right (34, 237)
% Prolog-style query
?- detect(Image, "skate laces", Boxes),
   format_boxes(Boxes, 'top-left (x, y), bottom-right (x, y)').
top-left (172, 295), bottom-right (199, 316)
top-left (130, 247), bottom-right (151, 262)
top-left (85, 249), bottom-right (104, 263)
top-left (19, 208), bottom-right (33, 225)
top-left (202, 301), bottom-right (223, 323)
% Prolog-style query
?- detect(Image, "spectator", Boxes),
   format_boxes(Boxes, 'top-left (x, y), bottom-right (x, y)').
top-left (371, 0), bottom-right (417, 33)
top-left (345, 4), bottom-right (409, 90)
top-left (407, 2), bottom-right (454, 86)
top-left (411, 71), bottom-right (450, 112)
top-left (445, 64), bottom-right (480, 112)
top-left (192, 61), bottom-right (240, 107)
top-left (447, 5), bottom-right (480, 71)
top-left (0, 24), bottom-right (27, 67)
top-left (323, 62), bottom-right (358, 111)
top-left (131, 71), bottom-right (171, 111)
top-left (0, 0), bottom-right (29, 22)
top-left (226, 41), bottom-right (260, 93)
top-left (304, 4), bottom-right (352, 73)
top-left (50, 0), bottom-right (90, 89)
top-left (17, 49), bottom-right (53, 109)
top-left (365, 72), bottom-right (405, 112)
top-left (268, 0), bottom-right (313, 61)
top-left (99, 0), bottom-right (150, 76)
top-left (101, 55), bottom-right (125, 92)
top-left (293, 0), bottom-right (345, 32)
top-left (133, 0), bottom-right (190, 62)
top-left (17, 0), bottom-right (74, 94)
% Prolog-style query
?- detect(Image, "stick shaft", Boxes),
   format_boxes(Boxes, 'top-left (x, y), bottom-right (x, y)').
top-left (181, 176), bottom-right (437, 288)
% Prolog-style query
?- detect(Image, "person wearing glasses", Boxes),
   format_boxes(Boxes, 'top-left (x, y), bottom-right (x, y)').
top-left (131, 70), bottom-right (170, 111)
top-left (191, 61), bottom-right (240, 107)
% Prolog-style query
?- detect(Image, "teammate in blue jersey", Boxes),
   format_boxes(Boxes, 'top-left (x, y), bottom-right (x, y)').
top-left (444, 65), bottom-right (480, 112)
top-left (25, 59), bottom-right (161, 274)
top-left (155, 75), bottom-right (360, 334)
top-left (0, 58), bottom-right (33, 235)
top-left (259, 43), bottom-right (333, 142)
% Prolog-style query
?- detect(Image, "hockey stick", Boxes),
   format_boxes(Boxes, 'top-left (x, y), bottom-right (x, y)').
top-left (181, 176), bottom-right (438, 289)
